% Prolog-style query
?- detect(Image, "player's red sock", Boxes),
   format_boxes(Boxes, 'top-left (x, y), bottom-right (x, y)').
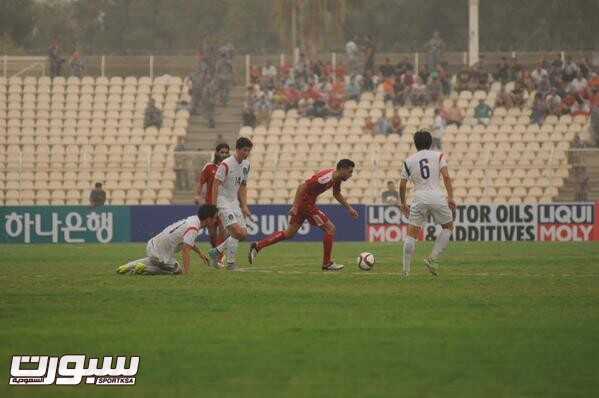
top-left (257, 231), bottom-right (286, 250)
top-left (323, 233), bottom-right (334, 265)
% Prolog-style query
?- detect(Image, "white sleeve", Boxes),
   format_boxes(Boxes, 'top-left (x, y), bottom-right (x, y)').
top-left (182, 226), bottom-right (200, 247)
top-left (215, 162), bottom-right (227, 182)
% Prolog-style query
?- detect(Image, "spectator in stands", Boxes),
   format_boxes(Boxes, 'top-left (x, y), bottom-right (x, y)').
top-left (382, 77), bottom-right (395, 102)
top-left (563, 56), bottom-right (579, 82)
top-left (444, 100), bottom-right (465, 127)
top-left (530, 93), bottom-right (547, 126)
top-left (410, 76), bottom-right (428, 106)
top-left (48, 39), bottom-right (64, 78)
top-left (531, 63), bottom-right (548, 87)
top-left (474, 99), bottom-right (493, 126)
top-left (363, 35), bottom-right (376, 74)
top-left (456, 67), bottom-right (471, 92)
top-left (346, 36), bottom-right (360, 75)
top-left (391, 111), bottom-right (404, 135)
top-left (569, 72), bottom-right (588, 95)
top-left (545, 87), bottom-right (563, 115)
top-left (437, 62), bottom-right (452, 96)
top-left (89, 183), bottom-right (106, 208)
top-left (306, 100), bottom-right (329, 118)
top-left (69, 51), bottom-right (84, 78)
top-left (242, 101), bottom-right (257, 128)
top-left (419, 64), bottom-right (431, 87)
top-left (393, 77), bottom-right (407, 106)
top-left (495, 57), bottom-right (510, 84)
top-left (425, 31), bottom-right (445, 70)
top-left (364, 116), bottom-right (375, 134)
top-left (432, 108), bottom-right (446, 149)
top-left (427, 72), bottom-right (443, 104)
top-left (375, 115), bottom-right (393, 136)
top-left (144, 98), bottom-right (163, 129)
top-left (380, 58), bottom-right (395, 78)
top-left (590, 104), bottom-right (599, 146)
top-left (254, 93), bottom-right (272, 126)
top-left (508, 57), bottom-right (523, 82)
top-left (381, 181), bottom-right (399, 204)
top-left (262, 60), bottom-right (277, 82)
top-left (495, 85), bottom-right (514, 109)
top-left (346, 75), bottom-right (361, 101)
top-left (574, 166), bottom-right (589, 202)
top-left (570, 95), bottom-right (590, 117)
top-left (579, 57), bottom-right (591, 80)
top-left (537, 75), bottom-right (552, 97)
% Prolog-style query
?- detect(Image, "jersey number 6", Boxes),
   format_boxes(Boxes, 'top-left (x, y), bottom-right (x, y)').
top-left (419, 158), bottom-right (430, 179)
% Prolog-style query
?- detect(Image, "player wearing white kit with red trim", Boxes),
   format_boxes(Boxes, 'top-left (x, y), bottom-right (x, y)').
top-left (399, 130), bottom-right (456, 277)
top-left (207, 137), bottom-right (253, 270)
top-left (117, 205), bottom-right (219, 275)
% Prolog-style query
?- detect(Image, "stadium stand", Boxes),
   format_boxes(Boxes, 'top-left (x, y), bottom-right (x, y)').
top-left (0, 75), bottom-right (190, 205)
top-left (240, 81), bottom-right (592, 205)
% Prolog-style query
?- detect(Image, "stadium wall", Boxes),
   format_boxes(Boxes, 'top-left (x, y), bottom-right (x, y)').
top-left (1, 203), bottom-right (597, 244)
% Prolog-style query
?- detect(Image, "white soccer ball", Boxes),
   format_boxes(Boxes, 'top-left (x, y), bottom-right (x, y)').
top-left (357, 252), bottom-right (375, 271)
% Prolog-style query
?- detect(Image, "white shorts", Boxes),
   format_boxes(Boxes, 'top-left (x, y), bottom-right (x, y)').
top-left (408, 199), bottom-right (453, 227)
top-left (146, 239), bottom-right (177, 266)
top-left (219, 206), bottom-right (245, 228)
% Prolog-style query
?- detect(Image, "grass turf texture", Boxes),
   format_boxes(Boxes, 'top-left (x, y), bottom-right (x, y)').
top-left (1, 242), bottom-right (599, 398)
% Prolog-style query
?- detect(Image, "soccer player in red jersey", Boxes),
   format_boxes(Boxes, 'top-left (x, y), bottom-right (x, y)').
top-left (196, 143), bottom-right (230, 249)
top-left (249, 159), bottom-right (359, 271)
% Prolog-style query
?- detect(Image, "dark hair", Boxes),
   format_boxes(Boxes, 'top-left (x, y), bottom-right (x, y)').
top-left (197, 204), bottom-right (218, 220)
top-left (95, 182), bottom-right (102, 188)
top-left (215, 143), bottom-right (229, 152)
top-left (336, 159), bottom-right (355, 169)
top-left (236, 137), bottom-right (253, 149)
top-left (414, 130), bottom-right (433, 150)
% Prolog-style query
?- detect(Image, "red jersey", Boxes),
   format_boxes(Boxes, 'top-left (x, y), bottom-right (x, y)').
top-left (198, 162), bottom-right (218, 204)
top-left (301, 169), bottom-right (340, 206)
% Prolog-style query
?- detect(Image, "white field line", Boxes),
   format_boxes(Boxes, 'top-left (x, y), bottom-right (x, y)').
top-left (232, 267), bottom-right (599, 277)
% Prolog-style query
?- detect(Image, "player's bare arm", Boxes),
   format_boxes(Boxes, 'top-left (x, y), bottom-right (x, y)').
top-left (333, 184), bottom-right (358, 219)
top-left (211, 178), bottom-right (222, 205)
top-left (196, 177), bottom-right (206, 205)
top-left (399, 178), bottom-right (409, 217)
top-left (238, 182), bottom-right (252, 218)
top-left (440, 167), bottom-right (456, 209)
top-left (290, 182), bottom-right (307, 216)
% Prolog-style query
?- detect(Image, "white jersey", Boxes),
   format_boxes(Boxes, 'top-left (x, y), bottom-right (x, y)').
top-left (215, 155), bottom-right (251, 209)
top-left (148, 215), bottom-right (202, 260)
top-left (401, 149), bottom-right (448, 202)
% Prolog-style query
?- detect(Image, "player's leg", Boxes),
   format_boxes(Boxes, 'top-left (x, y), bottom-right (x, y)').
top-left (424, 202), bottom-right (454, 272)
top-left (116, 257), bottom-right (151, 274)
top-left (209, 208), bottom-right (248, 269)
top-left (403, 225), bottom-right (419, 277)
top-left (307, 209), bottom-right (343, 271)
top-left (403, 202), bottom-right (426, 277)
top-left (249, 212), bottom-right (304, 264)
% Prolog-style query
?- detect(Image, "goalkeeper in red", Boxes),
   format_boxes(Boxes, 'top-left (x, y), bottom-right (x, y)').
top-left (249, 159), bottom-right (359, 271)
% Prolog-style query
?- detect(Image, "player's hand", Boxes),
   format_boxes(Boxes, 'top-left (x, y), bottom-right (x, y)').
top-left (400, 203), bottom-right (410, 217)
top-left (348, 207), bottom-right (359, 220)
top-left (199, 253), bottom-right (209, 266)
top-left (448, 199), bottom-right (457, 211)
top-left (242, 205), bottom-right (252, 218)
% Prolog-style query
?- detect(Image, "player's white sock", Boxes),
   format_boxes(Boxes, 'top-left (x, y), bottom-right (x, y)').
top-left (216, 236), bottom-right (232, 254)
top-left (225, 237), bottom-right (239, 264)
top-left (403, 236), bottom-right (416, 275)
top-left (431, 229), bottom-right (452, 260)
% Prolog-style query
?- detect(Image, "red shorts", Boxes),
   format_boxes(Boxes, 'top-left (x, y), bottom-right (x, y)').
top-left (290, 205), bottom-right (330, 227)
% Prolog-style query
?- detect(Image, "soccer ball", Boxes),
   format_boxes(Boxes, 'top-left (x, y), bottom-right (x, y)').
top-left (357, 252), bottom-right (375, 271)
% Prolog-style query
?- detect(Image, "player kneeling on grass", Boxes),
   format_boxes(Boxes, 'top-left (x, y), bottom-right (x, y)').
top-left (117, 205), bottom-right (219, 275)
top-left (400, 130), bottom-right (456, 276)
top-left (249, 159), bottom-right (359, 271)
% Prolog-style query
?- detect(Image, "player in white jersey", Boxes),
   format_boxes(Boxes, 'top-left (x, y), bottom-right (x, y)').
top-left (116, 205), bottom-right (219, 275)
top-left (207, 137), bottom-right (253, 270)
top-left (399, 130), bottom-right (456, 276)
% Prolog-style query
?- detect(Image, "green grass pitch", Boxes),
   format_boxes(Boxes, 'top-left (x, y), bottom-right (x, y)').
top-left (2, 241), bottom-right (599, 398)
